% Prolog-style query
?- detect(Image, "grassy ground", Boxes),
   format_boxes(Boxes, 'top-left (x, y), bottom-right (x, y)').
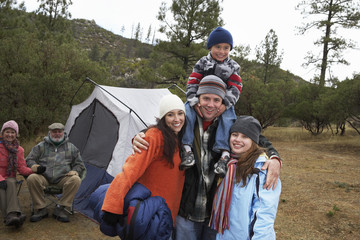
top-left (266, 127), bottom-right (360, 240)
top-left (1, 127), bottom-right (359, 239)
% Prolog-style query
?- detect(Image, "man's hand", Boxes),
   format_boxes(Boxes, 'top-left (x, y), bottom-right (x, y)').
top-left (31, 164), bottom-right (40, 173)
top-left (66, 171), bottom-right (79, 176)
top-left (132, 132), bottom-right (149, 155)
top-left (36, 165), bottom-right (46, 174)
top-left (214, 104), bottom-right (226, 118)
top-left (261, 158), bottom-right (281, 190)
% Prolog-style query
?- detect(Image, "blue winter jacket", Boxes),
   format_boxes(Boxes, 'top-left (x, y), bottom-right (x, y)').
top-left (216, 154), bottom-right (281, 240)
top-left (90, 182), bottom-right (173, 240)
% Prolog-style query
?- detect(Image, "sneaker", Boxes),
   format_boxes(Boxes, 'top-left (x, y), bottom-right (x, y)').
top-left (30, 208), bottom-right (48, 222)
top-left (214, 156), bottom-right (230, 178)
top-left (53, 206), bottom-right (69, 222)
top-left (179, 151), bottom-right (195, 170)
top-left (5, 212), bottom-right (20, 226)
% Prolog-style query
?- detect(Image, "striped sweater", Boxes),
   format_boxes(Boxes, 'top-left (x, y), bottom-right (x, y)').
top-left (187, 52), bottom-right (242, 109)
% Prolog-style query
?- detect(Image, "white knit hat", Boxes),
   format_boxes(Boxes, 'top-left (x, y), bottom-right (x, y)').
top-left (159, 94), bottom-right (185, 119)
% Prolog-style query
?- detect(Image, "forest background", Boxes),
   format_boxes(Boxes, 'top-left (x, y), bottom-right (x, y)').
top-left (0, 0), bottom-right (359, 139)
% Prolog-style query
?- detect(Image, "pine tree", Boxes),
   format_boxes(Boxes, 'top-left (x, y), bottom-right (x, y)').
top-left (255, 29), bottom-right (283, 84)
top-left (297, 0), bottom-right (360, 86)
top-left (155, 0), bottom-right (223, 83)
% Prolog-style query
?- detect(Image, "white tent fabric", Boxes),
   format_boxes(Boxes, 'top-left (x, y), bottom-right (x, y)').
top-left (65, 85), bottom-right (172, 177)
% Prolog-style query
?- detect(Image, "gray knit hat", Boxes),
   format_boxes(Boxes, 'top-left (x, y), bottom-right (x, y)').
top-left (230, 116), bottom-right (262, 144)
top-left (197, 75), bottom-right (226, 99)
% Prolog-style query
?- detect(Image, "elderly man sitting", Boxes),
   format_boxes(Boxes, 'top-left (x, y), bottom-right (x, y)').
top-left (26, 123), bottom-right (86, 223)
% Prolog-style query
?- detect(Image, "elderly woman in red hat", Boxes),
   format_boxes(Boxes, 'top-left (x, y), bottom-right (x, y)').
top-left (0, 120), bottom-right (44, 228)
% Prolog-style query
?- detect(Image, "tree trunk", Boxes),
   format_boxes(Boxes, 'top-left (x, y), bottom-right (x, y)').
top-left (319, 0), bottom-right (333, 87)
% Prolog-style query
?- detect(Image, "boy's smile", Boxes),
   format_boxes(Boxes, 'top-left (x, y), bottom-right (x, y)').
top-left (210, 43), bottom-right (231, 62)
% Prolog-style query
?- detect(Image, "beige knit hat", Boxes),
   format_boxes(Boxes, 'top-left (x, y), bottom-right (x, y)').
top-left (159, 94), bottom-right (185, 119)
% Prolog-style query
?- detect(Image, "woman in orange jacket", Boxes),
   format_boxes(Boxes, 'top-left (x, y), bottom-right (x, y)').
top-left (101, 94), bottom-right (186, 227)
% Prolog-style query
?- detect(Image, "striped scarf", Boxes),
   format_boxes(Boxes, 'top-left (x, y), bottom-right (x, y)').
top-left (209, 158), bottom-right (238, 234)
top-left (0, 137), bottom-right (19, 175)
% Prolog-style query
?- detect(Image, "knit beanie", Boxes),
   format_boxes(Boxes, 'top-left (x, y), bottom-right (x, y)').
top-left (207, 26), bottom-right (233, 50)
top-left (1, 120), bottom-right (19, 136)
top-left (159, 94), bottom-right (185, 119)
top-left (197, 75), bottom-right (226, 99)
top-left (230, 116), bottom-right (262, 144)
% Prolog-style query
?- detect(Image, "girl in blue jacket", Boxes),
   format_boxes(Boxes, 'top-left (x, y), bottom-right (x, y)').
top-left (210, 116), bottom-right (281, 240)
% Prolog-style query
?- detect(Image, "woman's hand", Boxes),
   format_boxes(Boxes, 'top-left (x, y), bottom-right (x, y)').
top-left (0, 180), bottom-right (7, 190)
top-left (102, 211), bottom-right (123, 226)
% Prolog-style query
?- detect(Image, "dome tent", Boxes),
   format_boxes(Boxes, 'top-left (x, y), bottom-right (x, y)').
top-left (65, 78), bottom-right (172, 218)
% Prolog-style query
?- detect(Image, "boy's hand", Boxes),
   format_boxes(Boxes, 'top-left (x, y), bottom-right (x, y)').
top-left (132, 132), bottom-right (149, 155)
top-left (194, 104), bottom-right (203, 118)
top-left (215, 104), bottom-right (226, 118)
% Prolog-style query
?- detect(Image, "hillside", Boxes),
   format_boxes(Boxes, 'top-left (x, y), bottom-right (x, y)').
top-left (69, 17), bottom-right (307, 85)
top-left (70, 18), bottom-right (154, 60)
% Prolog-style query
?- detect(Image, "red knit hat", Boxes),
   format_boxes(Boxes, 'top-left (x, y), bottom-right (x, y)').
top-left (1, 120), bottom-right (19, 135)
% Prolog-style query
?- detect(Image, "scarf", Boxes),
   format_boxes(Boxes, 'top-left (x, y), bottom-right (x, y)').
top-left (209, 158), bottom-right (238, 234)
top-left (0, 137), bottom-right (19, 176)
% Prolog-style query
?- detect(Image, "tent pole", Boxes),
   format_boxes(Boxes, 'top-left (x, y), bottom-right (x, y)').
top-left (168, 84), bottom-right (186, 95)
top-left (71, 77), bottom-right (148, 128)
top-left (69, 77), bottom-right (94, 107)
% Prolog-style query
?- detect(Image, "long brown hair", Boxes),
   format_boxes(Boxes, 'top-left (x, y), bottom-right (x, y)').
top-left (146, 116), bottom-right (185, 168)
top-left (235, 142), bottom-right (265, 186)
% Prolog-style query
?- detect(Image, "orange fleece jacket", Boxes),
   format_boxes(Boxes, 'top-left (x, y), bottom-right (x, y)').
top-left (102, 128), bottom-right (185, 222)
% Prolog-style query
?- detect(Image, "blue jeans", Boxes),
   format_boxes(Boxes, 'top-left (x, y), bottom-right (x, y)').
top-left (172, 215), bottom-right (216, 240)
top-left (182, 102), bottom-right (236, 152)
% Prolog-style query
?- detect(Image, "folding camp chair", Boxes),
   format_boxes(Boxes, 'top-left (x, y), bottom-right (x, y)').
top-left (31, 186), bottom-right (74, 215)
top-left (17, 179), bottom-right (24, 196)
top-left (44, 186), bottom-right (74, 214)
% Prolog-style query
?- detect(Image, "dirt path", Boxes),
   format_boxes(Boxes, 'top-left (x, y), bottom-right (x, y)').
top-left (1, 137), bottom-right (359, 240)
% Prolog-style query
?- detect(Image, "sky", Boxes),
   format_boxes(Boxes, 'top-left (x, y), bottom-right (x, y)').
top-left (21, 0), bottom-right (360, 82)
